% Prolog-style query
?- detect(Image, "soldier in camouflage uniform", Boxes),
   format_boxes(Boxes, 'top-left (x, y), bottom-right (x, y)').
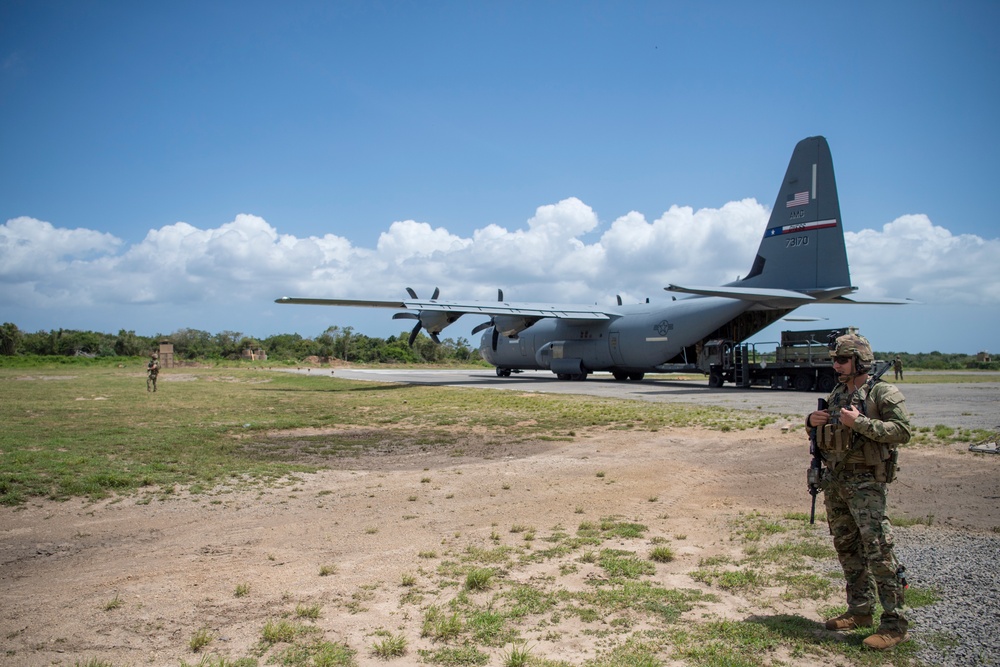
top-left (146, 355), bottom-right (160, 392)
top-left (806, 334), bottom-right (911, 650)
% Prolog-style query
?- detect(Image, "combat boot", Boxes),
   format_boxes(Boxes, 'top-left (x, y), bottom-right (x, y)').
top-left (824, 612), bottom-right (873, 631)
top-left (863, 629), bottom-right (906, 650)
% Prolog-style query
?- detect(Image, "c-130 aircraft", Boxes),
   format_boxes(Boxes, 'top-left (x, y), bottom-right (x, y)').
top-left (277, 136), bottom-right (902, 382)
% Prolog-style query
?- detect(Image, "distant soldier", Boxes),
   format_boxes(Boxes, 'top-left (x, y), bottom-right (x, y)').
top-left (146, 355), bottom-right (160, 392)
top-left (893, 356), bottom-right (903, 381)
top-left (806, 334), bottom-right (911, 650)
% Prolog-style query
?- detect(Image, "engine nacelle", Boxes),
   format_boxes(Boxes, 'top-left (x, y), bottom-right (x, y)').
top-left (417, 310), bottom-right (457, 335)
top-left (493, 315), bottom-right (538, 337)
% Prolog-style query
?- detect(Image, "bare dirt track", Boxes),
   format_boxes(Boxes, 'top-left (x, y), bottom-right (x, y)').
top-left (2, 421), bottom-right (998, 667)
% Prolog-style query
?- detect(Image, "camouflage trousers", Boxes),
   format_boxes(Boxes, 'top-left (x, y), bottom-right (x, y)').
top-left (822, 470), bottom-right (908, 632)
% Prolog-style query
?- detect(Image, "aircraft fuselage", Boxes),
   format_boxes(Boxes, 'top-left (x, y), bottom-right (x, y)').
top-left (479, 297), bottom-right (750, 376)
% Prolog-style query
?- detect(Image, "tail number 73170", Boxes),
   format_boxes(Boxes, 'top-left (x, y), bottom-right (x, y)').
top-left (786, 236), bottom-right (809, 248)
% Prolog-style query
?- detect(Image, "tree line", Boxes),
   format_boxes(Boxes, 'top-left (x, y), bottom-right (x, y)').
top-left (0, 322), bottom-right (481, 365)
top-left (0, 322), bottom-right (994, 369)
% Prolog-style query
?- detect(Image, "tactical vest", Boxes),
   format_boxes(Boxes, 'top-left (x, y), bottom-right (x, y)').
top-left (816, 382), bottom-right (899, 483)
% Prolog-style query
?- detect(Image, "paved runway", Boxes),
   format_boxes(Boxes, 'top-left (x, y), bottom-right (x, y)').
top-left (285, 367), bottom-right (1000, 433)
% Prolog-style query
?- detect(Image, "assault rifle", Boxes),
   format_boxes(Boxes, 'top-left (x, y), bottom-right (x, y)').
top-left (866, 358), bottom-right (894, 388)
top-left (807, 398), bottom-right (826, 524)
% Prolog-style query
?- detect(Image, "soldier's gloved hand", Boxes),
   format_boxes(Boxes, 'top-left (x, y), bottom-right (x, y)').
top-left (808, 410), bottom-right (830, 427)
top-left (839, 405), bottom-right (860, 427)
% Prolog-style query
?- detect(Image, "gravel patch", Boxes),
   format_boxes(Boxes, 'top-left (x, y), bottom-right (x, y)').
top-left (896, 527), bottom-right (1000, 667)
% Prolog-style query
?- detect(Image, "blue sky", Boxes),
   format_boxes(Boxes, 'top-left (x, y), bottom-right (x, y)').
top-left (2, 1), bottom-right (998, 354)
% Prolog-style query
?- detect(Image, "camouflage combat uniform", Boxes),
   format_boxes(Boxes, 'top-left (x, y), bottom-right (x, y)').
top-left (817, 377), bottom-right (911, 633)
top-left (147, 357), bottom-right (159, 392)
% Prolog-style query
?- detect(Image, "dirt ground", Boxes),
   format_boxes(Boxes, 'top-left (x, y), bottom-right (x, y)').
top-left (2, 423), bottom-right (998, 667)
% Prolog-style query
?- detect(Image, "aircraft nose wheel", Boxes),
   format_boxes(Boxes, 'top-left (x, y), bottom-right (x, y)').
top-left (496, 368), bottom-right (512, 377)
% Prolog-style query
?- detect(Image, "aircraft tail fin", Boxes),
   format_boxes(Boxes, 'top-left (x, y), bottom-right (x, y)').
top-left (731, 136), bottom-right (851, 292)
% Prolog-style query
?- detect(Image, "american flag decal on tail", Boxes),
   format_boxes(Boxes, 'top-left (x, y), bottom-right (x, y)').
top-left (785, 191), bottom-right (810, 208)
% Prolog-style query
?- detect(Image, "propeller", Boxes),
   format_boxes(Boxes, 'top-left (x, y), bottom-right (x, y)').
top-left (470, 290), bottom-right (540, 352)
top-left (471, 290), bottom-right (504, 349)
top-left (394, 287), bottom-right (453, 346)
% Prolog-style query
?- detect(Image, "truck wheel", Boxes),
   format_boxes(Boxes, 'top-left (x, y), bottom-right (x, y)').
top-left (793, 374), bottom-right (813, 391)
top-left (709, 372), bottom-right (724, 388)
top-left (817, 374), bottom-right (835, 392)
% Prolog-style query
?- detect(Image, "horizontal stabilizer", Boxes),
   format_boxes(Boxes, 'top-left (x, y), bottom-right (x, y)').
top-left (830, 295), bottom-right (916, 305)
top-left (665, 284), bottom-right (818, 304)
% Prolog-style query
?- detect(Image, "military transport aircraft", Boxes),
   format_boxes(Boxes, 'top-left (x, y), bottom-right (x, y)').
top-left (277, 136), bottom-right (903, 382)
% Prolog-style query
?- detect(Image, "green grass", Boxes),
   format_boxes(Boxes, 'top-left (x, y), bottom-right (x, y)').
top-left (598, 549), bottom-right (657, 579)
top-left (889, 372), bottom-right (1000, 384)
top-left (261, 619), bottom-right (302, 644)
top-left (891, 514), bottom-right (935, 527)
top-left (500, 643), bottom-right (533, 667)
top-left (910, 424), bottom-right (996, 446)
top-left (2, 364), bottom-right (987, 505)
top-left (464, 567), bottom-right (496, 590)
top-left (263, 640), bottom-right (355, 667)
top-left (371, 632), bottom-right (407, 658)
top-left (0, 365), bottom-right (794, 505)
top-left (419, 645), bottom-right (491, 665)
top-left (422, 605), bottom-right (464, 641)
top-left (295, 603), bottom-right (322, 619)
top-left (649, 545), bottom-right (675, 563)
top-left (188, 628), bottom-right (213, 652)
top-left (179, 655), bottom-right (259, 667)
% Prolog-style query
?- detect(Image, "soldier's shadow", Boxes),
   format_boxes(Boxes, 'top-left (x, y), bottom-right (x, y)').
top-left (744, 614), bottom-right (870, 648)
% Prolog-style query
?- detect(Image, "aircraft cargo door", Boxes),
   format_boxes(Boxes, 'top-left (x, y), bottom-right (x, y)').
top-left (609, 332), bottom-right (626, 366)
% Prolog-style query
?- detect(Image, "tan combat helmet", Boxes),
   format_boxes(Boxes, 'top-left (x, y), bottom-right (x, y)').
top-left (830, 333), bottom-right (874, 374)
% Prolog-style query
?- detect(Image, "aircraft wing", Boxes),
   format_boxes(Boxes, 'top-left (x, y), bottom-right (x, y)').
top-left (275, 296), bottom-right (614, 320)
top-left (275, 297), bottom-right (407, 309)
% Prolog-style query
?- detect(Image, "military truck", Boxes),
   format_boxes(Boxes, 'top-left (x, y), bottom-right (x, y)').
top-left (699, 327), bottom-right (857, 392)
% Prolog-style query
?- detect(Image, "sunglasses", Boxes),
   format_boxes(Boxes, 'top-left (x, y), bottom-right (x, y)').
top-left (833, 356), bottom-right (852, 365)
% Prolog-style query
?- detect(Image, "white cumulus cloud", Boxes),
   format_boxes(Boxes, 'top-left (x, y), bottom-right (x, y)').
top-left (845, 214), bottom-right (1000, 304)
top-left (2, 202), bottom-right (998, 344)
